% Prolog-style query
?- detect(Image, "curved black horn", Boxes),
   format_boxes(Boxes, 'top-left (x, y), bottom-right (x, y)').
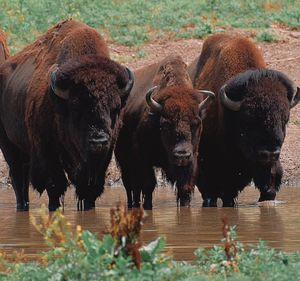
top-left (198, 90), bottom-right (215, 113)
top-left (50, 65), bottom-right (69, 100)
top-left (219, 84), bottom-right (242, 111)
top-left (290, 87), bottom-right (300, 108)
top-left (146, 86), bottom-right (162, 113)
top-left (120, 67), bottom-right (135, 97)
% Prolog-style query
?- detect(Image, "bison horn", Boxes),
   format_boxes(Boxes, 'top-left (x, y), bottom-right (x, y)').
top-left (50, 66), bottom-right (69, 100)
top-left (220, 84), bottom-right (242, 111)
top-left (146, 86), bottom-right (162, 113)
top-left (290, 87), bottom-right (300, 108)
top-left (198, 90), bottom-right (215, 113)
top-left (120, 67), bottom-right (135, 97)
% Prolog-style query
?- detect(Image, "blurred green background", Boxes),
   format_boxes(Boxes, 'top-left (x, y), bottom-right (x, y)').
top-left (1, 0), bottom-right (300, 53)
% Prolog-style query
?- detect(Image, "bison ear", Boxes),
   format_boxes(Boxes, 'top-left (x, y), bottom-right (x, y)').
top-left (290, 87), bottom-right (300, 108)
top-left (49, 65), bottom-right (69, 100)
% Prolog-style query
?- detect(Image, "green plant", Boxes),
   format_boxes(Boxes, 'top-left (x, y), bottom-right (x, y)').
top-left (1, 206), bottom-right (300, 280)
top-left (256, 30), bottom-right (279, 42)
top-left (1, 0), bottom-right (300, 52)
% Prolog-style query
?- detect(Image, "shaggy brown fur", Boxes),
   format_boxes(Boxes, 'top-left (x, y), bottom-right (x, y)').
top-left (0, 29), bottom-right (9, 62)
top-left (115, 55), bottom-right (213, 209)
top-left (188, 33), bottom-right (300, 207)
top-left (0, 20), bottom-right (133, 211)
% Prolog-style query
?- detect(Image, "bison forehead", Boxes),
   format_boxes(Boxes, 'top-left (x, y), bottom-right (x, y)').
top-left (58, 54), bottom-right (128, 93)
top-left (156, 86), bottom-right (201, 112)
top-left (240, 96), bottom-right (289, 128)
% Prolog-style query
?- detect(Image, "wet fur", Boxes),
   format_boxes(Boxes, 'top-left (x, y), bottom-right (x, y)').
top-left (115, 55), bottom-right (205, 209)
top-left (0, 20), bottom-right (130, 210)
top-left (188, 34), bottom-right (299, 206)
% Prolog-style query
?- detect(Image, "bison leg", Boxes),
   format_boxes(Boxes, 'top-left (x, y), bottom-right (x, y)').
top-left (46, 185), bottom-right (61, 211)
top-left (254, 161), bottom-right (282, 202)
top-left (0, 135), bottom-right (30, 211)
top-left (221, 197), bottom-right (236, 207)
top-left (120, 170), bottom-right (134, 208)
top-left (10, 162), bottom-right (29, 211)
top-left (46, 167), bottom-right (68, 212)
top-left (202, 197), bottom-right (218, 207)
top-left (126, 189), bottom-right (133, 209)
top-left (132, 189), bottom-right (141, 208)
top-left (141, 168), bottom-right (156, 210)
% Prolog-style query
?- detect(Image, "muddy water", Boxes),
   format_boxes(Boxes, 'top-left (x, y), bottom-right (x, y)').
top-left (1, 185), bottom-right (300, 260)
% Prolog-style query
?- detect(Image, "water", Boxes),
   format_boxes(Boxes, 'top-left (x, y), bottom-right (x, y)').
top-left (0, 185), bottom-right (300, 260)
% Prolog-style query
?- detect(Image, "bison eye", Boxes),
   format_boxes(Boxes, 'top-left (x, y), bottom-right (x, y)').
top-left (191, 118), bottom-right (201, 128)
top-left (70, 97), bottom-right (79, 106)
top-left (160, 119), bottom-right (172, 130)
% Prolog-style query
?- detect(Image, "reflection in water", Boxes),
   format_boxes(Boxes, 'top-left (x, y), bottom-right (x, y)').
top-left (0, 185), bottom-right (300, 260)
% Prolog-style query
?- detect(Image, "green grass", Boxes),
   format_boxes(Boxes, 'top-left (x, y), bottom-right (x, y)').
top-left (1, 0), bottom-right (300, 53)
top-left (293, 119), bottom-right (300, 126)
top-left (1, 207), bottom-right (300, 281)
top-left (256, 30), bottom-right (280, 42)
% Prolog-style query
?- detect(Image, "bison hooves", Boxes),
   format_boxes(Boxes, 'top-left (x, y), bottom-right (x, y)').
top-left (202, 198), bottom-right (217, 207)
top-left (49, 203), bottom-right (60, 212)
top-left (16, 202), bottom-right (29, 212)
top-left (77, 200), bottom-right (95, 211)
top-left (143, 201), bottom-right (153, 210)
top-left (258, 188), bottom-right (276, 202)
top-left (179, 199), bottom-right (191, 207)
top-left (222, 199), bottom-right (235, 207)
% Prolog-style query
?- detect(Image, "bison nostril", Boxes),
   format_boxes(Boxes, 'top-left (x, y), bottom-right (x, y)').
top-left (258, 150), bottom-right (269, 160)
top-left (89, 132), bottom-right (109, 145)
top-left (271, 150), bottom-right (280, 161)
top-left (258, 149), bottom-right (281, 162)
top-left (173, 151), bottom-right (191, 159)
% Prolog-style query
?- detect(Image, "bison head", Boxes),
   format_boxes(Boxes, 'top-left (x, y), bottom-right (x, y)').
top-left (49, 55), bottom-right (134, 162)
top-left (146, 85), bottom-right (214, 205)
top-left (220, 69), bottom-right (300, 166)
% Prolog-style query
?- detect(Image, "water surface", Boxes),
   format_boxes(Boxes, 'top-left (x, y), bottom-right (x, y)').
top-left (1, 185), bottom-right (300, 260)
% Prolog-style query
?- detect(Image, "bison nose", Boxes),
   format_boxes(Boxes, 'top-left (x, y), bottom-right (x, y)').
top-left (89, 131), bottom-right (109, 146)
top-left (173, 148), bottom-right (192, 166)
top-left (258, 148), bottom-right (281, 163)
top-left (173, 150), bottom-right (191, 159)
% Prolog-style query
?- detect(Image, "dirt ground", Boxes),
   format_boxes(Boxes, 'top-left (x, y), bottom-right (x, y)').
top-left (1, 27), bottom-right (300, 190)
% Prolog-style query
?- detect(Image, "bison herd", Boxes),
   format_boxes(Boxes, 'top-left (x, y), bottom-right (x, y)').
top-left (0, 20), bottom-right (299, 211)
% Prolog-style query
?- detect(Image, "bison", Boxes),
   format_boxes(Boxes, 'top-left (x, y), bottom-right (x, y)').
top-left (0, 29), bottom-right (9, 63)
top-left (115, 55), bottom-right (215, 209)
top-left (0, 20), bottom-right (134, 211)
top-left (188, 33), bottom-right (300, 207)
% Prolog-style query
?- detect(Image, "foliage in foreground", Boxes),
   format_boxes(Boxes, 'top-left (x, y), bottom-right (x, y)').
top-left (1, 0), bottom-right (300, 53)
top-left (0, 207), bottom-right (300, 281)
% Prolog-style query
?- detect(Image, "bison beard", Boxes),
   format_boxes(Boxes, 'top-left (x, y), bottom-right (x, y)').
top-left (171, 165), bottom-right (194, 206)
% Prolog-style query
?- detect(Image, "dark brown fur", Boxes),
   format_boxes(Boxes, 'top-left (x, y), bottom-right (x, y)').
top-left (188, 34), bottom-right (300, 207)
top-left (115, 55), bottom-right (211, 209)
top-left (0, 20), bottom-right (132, 211)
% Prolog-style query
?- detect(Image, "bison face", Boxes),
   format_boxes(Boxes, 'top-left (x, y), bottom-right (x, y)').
top-left (146, 85), bottom-right (215, 205)
top-left (221, 70), bottom-right (300, 166)
top-left (49, 55), bottom-right (134, 162)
